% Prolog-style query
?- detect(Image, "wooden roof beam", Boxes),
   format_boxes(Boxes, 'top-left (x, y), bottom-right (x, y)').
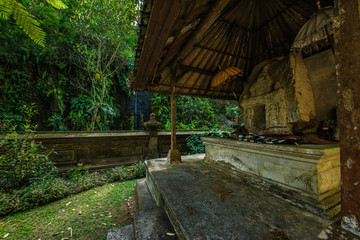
top-left (134, 0), bottom-right (181, 90)
top-left (179, 0), bottom-right (235, 62)
top-left (254, 0), bottom-right (300, 31)
top-left (219, 19), bottom-right (253, 32)
top-left (158, 1), bottom-right (234, 75)
top-left (195, 44), bottom-right (252, 61)
top-left (150, 83), bottom-right (240, 97)
top-left (179, 64), bottom-right (216, 76)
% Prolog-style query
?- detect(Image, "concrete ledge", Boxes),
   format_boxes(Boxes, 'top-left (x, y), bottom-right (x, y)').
top-left (203, 137), bottom-right (341, 218)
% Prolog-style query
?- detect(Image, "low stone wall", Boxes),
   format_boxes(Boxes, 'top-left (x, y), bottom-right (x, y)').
top-left (203, 137), bottom-right (341, 218)
top-left (26, 130), bottom-right (203, 171)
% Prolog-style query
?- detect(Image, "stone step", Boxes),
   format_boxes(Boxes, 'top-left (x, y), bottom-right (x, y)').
top-left (134, 207), bottom-right (177, 240)
top-left (135, 178), bottom-right (157, 212)
top-left (145, 158), bottom-right (335, 240)
top-left (107, 224), bottom-right (134, 240)
top-left (107, 178), bottom-right (177, 240)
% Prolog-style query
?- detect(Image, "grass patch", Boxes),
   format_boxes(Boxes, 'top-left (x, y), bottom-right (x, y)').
top-left (0, 162), bottom-right (145, 216)
top-left (0, 180), bottom-right (136, 240)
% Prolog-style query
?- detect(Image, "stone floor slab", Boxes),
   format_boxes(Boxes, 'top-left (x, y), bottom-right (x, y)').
top-left (146, 158), bottom-right (334, 240)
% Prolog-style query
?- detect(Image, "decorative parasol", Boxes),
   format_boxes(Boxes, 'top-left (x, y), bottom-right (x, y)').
top-left (291, 2), bottom-right (334, 54)
top-left (211, 66), bottom-right (243, 87)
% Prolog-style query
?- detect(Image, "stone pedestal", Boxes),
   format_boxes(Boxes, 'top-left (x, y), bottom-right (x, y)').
top-left (166, 149), bottom-right (181, 164)
top-left (144, 113), bottom-right (162, 159)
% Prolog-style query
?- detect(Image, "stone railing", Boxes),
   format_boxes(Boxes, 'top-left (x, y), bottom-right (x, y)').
top-left (1, 114), bottom-right (205, 171)
top-left (30, 129), bottom-right (204, 171)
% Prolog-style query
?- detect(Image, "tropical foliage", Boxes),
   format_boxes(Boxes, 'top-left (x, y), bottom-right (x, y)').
top-left (0, 0), bottom-right (138, 130)
top-left (0, 0), bottom-right (67, 46)
top-left (70, 0), bottom-right (138, 130)
top-left (151, 93), bottom-right (239, 131)
top-left (0, 103), bottom-right (57, 190)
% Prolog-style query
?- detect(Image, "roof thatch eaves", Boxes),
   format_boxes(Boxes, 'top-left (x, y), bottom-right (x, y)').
top-left (131, 0), bottom-right (153, 90)
top-left (131, 0), bottom-right (334, 100)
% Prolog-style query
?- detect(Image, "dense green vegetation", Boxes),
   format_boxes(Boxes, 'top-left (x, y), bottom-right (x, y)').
top-left (0, 0), bottom-right (137, 131)
top-left (151, 93), bottom-right (239, 131)
top-left (0, 0), bottom-right (68, 47)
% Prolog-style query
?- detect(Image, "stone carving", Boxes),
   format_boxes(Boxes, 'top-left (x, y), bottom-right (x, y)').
top-left (239, 54), bottom-right (317, 134)
top-left (244, 108), bottom-right (253, 128)
top-left (144, 113), bottom-right (161, 136)
top-left (268, 104), bottom-right (280, 127)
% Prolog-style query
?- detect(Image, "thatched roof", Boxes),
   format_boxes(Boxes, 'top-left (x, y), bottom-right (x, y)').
top-left (131, 0), bottom-right (333, 100)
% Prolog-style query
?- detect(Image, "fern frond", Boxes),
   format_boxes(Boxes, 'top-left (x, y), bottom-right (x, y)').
top-left (12, 1), bottom-right (45, 47)
top-left (0, 0), bottom-right (15, 19)
top-left (0, 0), bottom-right (67, 47)
top-left (45, 0), bottom-right (68, 9)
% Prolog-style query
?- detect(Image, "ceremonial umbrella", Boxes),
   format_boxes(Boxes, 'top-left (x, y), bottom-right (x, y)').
top-left (291, 3), bottom-right (334, 54)
top-left (211, 66), bottom-right (243, 87)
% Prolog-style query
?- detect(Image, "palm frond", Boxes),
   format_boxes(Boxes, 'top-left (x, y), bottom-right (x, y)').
top-left (45, 0), bottom-right (68, 9)
top-left (12, 1), bottom-right (45, 46)
top-left (0, 0), bottom-right (15, 19)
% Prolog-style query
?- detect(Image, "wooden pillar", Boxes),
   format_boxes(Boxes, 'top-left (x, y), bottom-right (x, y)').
top-left (171, 86), bottom-right (177, 150)
top-left (167, 84), bottom-right (181, 164)
top-left (334, 0), bottom-right (360, 236)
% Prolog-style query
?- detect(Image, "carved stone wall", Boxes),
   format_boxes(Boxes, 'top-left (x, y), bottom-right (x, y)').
top-left (239, 53), bottom-right (326, 134)
top-left (303, 49), bottom-right (337, 124)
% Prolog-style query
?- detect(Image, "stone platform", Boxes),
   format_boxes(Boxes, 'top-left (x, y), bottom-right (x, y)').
top-left (203, 137), bottom-right (341, 218)
top-left (145, 156), bottom-right (334, 240)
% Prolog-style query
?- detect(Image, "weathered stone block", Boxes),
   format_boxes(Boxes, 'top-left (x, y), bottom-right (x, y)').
top-left (203, 137), bottom-right (340, 218)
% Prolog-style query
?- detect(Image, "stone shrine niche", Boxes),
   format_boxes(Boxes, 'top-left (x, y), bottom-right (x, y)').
top-left (239, 53), bottom-right (321, 134)
top-left (253, 105), bottom-right (266, 130)
top-left (303, 49), bottom-right (337, 125)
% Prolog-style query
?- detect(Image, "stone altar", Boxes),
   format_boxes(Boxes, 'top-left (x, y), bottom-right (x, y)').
top-left (203, 137), bottom-right (341, 218)
top-left (239, 51), bottom-right (337, 135)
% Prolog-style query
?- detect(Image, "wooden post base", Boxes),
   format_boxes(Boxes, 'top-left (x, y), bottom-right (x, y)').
top-left (167, 149), bottom-right (182, 164)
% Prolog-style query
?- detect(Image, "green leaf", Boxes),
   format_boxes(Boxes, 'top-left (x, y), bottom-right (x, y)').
top-left (0, 0), bottom-right (12, 19)
top-left (45, 0), bottom-right (68, 9)
top-left (1, 0), bottom-right (45, 46)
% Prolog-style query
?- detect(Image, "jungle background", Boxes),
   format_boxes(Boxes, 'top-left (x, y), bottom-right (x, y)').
top-left (0, 0), bottom-right (239, 132)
